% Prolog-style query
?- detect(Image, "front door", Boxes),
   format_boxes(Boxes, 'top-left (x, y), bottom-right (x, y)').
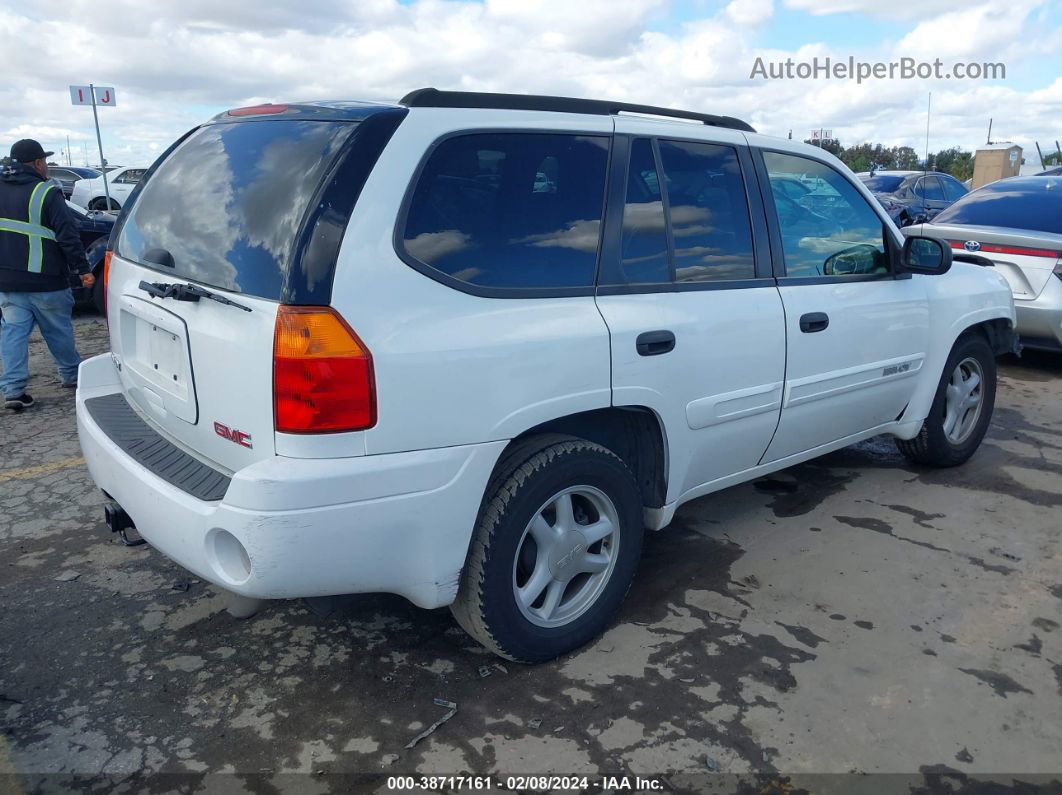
top-left (595, 125), bottom-right (786, 501)
top-left (757, 149), bottom-right (930, 463)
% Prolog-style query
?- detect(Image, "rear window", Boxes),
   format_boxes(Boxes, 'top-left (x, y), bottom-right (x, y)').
top-left (933, 180), bottom-right (1062, 234)
top-left (860, 174), bottom-right (905, 192)
top-left (116, 120), bottom-right (357, 299)
top-left (400, 132), bottom-right (610, 293)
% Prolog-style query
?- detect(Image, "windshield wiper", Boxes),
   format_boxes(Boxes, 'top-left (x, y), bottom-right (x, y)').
top-left (139, 280), bottom-right (252, 312)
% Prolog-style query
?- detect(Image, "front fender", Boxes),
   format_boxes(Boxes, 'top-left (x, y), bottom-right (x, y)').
top-left (898, 263), bottom-right (1015, 433)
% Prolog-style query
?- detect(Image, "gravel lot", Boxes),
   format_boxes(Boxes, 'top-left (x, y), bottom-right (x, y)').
top-left (1, 315), bottom-right (1060, 793)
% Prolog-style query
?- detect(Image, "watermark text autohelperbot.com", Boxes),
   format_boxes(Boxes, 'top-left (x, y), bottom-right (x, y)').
top-left (749, 56), bottom-right (1005, 83)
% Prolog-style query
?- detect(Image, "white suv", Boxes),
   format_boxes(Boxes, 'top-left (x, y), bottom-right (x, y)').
top-left (77, 89), bottom-right (1016, 662)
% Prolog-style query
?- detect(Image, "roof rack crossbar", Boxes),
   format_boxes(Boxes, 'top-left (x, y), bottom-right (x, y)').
top-left (399, 88), bottom-right (755, 133)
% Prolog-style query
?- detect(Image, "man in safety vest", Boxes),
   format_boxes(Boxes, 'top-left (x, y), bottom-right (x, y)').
top-left (0, 139), bottom-right (95, 410)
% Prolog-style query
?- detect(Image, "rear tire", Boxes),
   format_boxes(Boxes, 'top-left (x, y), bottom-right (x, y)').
top-left (89, 197), bottom-right (119, 211)
top-left (451, 435), bottom-right (644, 663)
top-left (896, 333), bottom-right (996, 467)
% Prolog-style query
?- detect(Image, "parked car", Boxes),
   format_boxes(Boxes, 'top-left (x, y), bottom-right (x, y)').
top-left (47, 166), bottom-right (101, 198)
top-left (70, 166), bottom-right (147, 210)
top-left (904, 176), bottom-right (1062, 352)
top-left (857, 170), bottom-right (969, 226)
top-left (76, 90), bottom-right (1016, 662)
top-left (64, 200), bottom-right (115, 312)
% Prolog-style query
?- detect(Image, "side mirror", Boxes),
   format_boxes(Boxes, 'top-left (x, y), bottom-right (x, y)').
top-left (900, 236), bottom-right (952, 275)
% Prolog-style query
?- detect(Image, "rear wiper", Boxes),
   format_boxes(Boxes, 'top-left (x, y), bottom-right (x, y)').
top-left (139, 280), bottom-right (252, 312)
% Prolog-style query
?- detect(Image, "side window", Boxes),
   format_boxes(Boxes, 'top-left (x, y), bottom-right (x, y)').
top-left (763, 151), bottom-right (889, 278)
top-left (658, 139), bottom-right (755, 282)
top-left (401, 133), bottom-right (609, 290)
top-left (942, 176), bottom-right (968, 201)
top-left (618, 138), bottom-right (670, 284)
top-left (922, 176), bottom-right (946, 201)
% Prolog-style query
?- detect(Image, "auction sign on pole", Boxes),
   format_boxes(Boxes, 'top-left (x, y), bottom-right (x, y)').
top-left (69, 85), bottom-right (116, 209)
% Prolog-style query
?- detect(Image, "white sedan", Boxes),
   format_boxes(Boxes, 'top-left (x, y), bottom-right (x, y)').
top-left (70, 166), bottom-right (148, 211)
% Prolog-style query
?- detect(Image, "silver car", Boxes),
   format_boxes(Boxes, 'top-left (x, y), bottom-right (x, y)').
top-left (905, 176), bottom-right (1062, 352)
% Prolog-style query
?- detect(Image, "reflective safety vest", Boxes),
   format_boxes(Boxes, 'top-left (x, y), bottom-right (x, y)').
top-left (0, 181), bottom-right (57, 273)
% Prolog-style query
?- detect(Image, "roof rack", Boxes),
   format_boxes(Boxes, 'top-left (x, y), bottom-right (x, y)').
top-left (399, 88), bottom-right (755, 133)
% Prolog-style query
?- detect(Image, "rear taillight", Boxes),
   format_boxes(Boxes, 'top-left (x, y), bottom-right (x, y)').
top-left (102, 250), bottom-right (112, 323)
top-left (273, 306), bottom-right (375, 434)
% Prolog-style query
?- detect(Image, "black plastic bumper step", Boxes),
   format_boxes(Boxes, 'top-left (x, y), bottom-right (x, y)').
top-left (84, 393), bottom-right (231, 501)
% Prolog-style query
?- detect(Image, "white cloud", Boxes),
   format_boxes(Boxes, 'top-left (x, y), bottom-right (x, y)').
top-left (783, 0), bottom-right (964, 18)
top-left (0, 0), bottom-right (1058, 169)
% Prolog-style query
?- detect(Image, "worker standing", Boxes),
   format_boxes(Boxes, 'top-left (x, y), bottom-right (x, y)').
top-left (0, 139), bottom-right (95, 410)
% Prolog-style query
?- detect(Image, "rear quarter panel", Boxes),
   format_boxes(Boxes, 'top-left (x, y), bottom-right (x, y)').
top-left (329, 108), bottom-right (615, 456)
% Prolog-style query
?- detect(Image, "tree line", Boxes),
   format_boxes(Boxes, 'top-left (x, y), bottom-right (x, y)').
top-left (803, 139), bottom-right (977, 181)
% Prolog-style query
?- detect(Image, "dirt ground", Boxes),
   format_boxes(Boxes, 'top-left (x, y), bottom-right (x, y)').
top-left (1, 314), bottom-right (1060, 794)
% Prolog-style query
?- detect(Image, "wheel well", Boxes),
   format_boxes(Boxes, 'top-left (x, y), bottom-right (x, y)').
top-left (509, 407), bottom-right (667, 508)
top-left (964, 317), bottom-right (1018, 357)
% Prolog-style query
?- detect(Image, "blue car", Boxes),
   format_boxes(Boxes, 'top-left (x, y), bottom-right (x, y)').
top-left (857, 170), bottom-right (969, 227)
top-left (65, 201), bottom-right (115, 312)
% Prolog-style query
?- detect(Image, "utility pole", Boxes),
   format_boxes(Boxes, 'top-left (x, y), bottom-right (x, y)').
top-left (1036, 142), bottom-right (1045, 170)
top-left (986, 118), bottom-right (993, 145)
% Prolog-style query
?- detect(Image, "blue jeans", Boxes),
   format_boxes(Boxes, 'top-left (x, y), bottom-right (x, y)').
top-left (0, 289), bottom-right (81, 398)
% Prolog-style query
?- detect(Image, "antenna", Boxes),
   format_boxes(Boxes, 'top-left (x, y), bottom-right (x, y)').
top-left (924, 93), bottom-right (932, 172)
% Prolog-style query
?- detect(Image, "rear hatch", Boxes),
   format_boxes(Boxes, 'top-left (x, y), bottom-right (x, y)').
top-left (108, 106), bottom-right (405, 473)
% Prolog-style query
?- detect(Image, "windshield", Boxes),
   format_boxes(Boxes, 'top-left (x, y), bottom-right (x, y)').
top-left (859, 174), bottom-right (905, 192)
top-left (116, 119), bottom-right (357, 300)
top-left (933, 180), bottom-right (1062, 235)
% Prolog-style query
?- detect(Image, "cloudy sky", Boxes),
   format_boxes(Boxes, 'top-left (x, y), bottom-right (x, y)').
top-left (2, 0), bottom-right (1060, 168)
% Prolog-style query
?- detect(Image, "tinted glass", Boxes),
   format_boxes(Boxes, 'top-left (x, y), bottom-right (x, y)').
top-left (117, 168), bottom-right (146, 184)
top-left (658, 139), bottom-right (754, 281)
top-left (941, 176), bottom-right (968, 201)
top-left (860, 174), bottom-right (905, 192)
top-left (117, 120), bottom-right (356, 299)
top-left (932, 180), bottom-right (1062, 234)
top-left (402, 133), bottom-right (609, 290)
top-left (764, 151), bottom-right (889, 277)
top-left (921, 176), bottom-right (946, 201)
top-left (617, 138), bottom-right (669, 284)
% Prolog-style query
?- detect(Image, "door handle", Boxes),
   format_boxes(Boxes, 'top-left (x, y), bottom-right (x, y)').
top-left (636, 330), bottom-right (676, 356)
top-left (799, 312), bottom-right (829, 333)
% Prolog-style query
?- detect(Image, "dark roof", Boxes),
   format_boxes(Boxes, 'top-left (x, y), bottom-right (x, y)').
top-left (399, 88), bottom-right (755, 132)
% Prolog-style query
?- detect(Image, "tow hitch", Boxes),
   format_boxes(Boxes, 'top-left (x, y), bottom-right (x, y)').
top-left (104, 501), bottom-right (146, 547)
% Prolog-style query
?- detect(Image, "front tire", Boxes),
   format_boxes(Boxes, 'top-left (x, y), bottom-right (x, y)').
top-left (896, 333), bottom-right (996, 467)
top-left (451, 435), bottom-right (644, 663)
top-left (89, 197), bottom-right (119, 211)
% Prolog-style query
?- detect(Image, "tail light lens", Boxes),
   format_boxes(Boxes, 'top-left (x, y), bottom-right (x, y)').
top-left (273, 306), bottom-right (375, 434)
top-left (102, 250), bottom-right (112, 323)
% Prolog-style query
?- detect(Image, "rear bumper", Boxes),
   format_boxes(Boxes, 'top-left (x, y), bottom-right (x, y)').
top-left (75, 354), bottom-right (505, 608)
top-left (1015, 276), bottom-right (1062, 351)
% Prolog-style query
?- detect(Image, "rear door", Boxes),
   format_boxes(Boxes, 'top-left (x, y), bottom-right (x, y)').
top-left (109, 114), bottom-right (387, 472)
top-left (920, 176), bottom-right (949, 220)
top-left (595, 122), bottom-right (786, 500)
top-left (756, 148), bottom-right (929, 462)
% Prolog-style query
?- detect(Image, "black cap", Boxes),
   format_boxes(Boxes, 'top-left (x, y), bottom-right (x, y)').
top-left (10, 139), bottom-right (54, 163)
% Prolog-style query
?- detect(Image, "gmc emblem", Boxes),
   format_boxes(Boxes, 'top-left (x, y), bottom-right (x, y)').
top-left (214, 422), bottom-right (253, 449)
